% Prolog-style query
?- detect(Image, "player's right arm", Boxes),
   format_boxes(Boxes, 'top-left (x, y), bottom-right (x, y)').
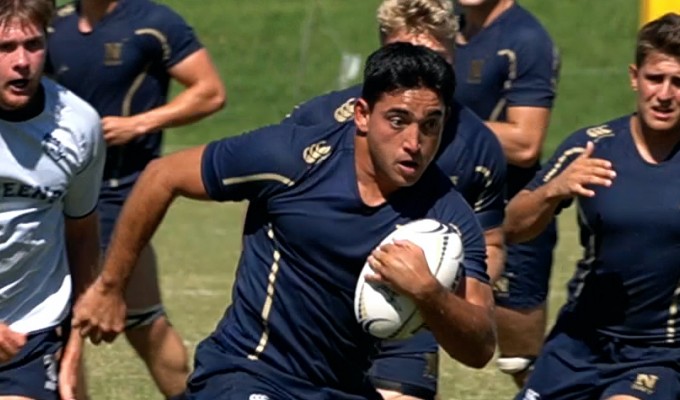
top-left (505, 140), bottom-right (616, 244)
top-left (73, 125), bottom-right (303, 343)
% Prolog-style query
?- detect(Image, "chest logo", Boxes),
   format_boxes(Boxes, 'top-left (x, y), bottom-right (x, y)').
top-left (104, 42), bottom-right (124, 66)
top-left (303, 141), bottom-right (332, 165)
top-left (42, 132), bottom-right (66, 162)
top-left (467, 59), bottom-right (485, 84)
top-left (586, 125), bottom-right (614, 142)
top-left (333, 97), bottom-right (356, 122)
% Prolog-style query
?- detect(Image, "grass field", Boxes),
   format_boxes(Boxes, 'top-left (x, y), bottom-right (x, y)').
top-left (79, 1), bottom-right (639, 398)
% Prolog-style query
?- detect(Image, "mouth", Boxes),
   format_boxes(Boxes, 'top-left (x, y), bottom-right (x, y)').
top-left (7, 79), bottom-right (31, 93)
top-left (397, 160), bottom-right (420, 175)
top-left (651, 105), bottom-right (675, 120)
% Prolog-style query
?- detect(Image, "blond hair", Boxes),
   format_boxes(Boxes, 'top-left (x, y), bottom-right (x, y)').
top-left (0, 0), bottom-right (54, 31)
top-left (377, 0), bottom-right (457, 42)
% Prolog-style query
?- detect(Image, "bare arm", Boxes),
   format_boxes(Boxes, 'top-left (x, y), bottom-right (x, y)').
top-left (484, 227), bottom-right (506, 283)
top-left (72, 146), bottom-right (209, 341)
top-left (368, 242), bottom-right (496, 368)
top-left (99, 145), bottom-right (209, 289)
top-left (102, 49), bottom-right (226, 145)
top-left (504, 142), bottom-right (616, 243)
top-left (486, 106), bottom-right (551, 168)
top-left (416, 276), bottom-right (496, 368)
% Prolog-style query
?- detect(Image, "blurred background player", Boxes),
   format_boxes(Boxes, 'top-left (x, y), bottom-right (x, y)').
top-left (507, 13), bottom-right (680, 400)
top-left (455, 0), bottom-right (560, 387)
top-left (45, 0), bottom-right (226, 398)
top-left (0, 0), bottom-right (105, 399)
top-left (284, 1), bottom-right (506, 398)
top-left (71, 42), bottom-right (496, 400)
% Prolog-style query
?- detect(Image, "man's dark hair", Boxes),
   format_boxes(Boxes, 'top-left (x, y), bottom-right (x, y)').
top-left (361, 42), bottom-right (455, 110)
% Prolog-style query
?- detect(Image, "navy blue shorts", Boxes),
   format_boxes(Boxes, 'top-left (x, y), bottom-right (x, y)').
top-left (495, 219), bottom-right (557, 309)
top-left (0, 325), bottom-right (67, 399)
top-left (369, 331), bottom-right (438, 399)
top-left (98, 174), bottom-right (139, 250)
top-left (516, 324), bottom-right (680, 400)
top-left (187, 337), bottom-right (382, 400)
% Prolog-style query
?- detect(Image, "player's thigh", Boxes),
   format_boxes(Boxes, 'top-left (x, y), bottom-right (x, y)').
top-left (603, 396), bottom-right (641, 400)
top-left (123, 244), bottom-right (162, 311)
top-left (369, 333), bottom-right (438, 400)
top-left (0, 396), bottom-right (35, 400)
top-left (377, 389), bottom-right (428, 400)
top-left (0, 327), bottom-right (65, 400)
top-left (494, 223), bottom-right (556, 314)
top-left (515, 330), bottom-right (599, 400)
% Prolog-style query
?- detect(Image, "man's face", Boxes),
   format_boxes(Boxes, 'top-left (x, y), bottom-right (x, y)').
top-left (630, 50), bottom-right (680, 133)
top-left (356, 88), bottom-right (445, 189)
top-left (0, 18), bottom-right (46, 110)
top-left (383, 29), bottom-right (454, 65)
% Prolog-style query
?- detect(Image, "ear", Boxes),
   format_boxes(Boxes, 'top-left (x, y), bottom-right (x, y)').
top-left (354, 98), bottom-right (371, 135)
top-left (629, 64), bottom-right (639, 91)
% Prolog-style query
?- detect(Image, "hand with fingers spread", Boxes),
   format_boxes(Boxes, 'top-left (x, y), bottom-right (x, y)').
top-left (366, 240), bottom-right (441, 301)
top-left (0, 323), bottom-right (26, 363)
top-left (71, 277), bottom-right (126, 345)
top-left (547, 141), bottom-right (616, 199)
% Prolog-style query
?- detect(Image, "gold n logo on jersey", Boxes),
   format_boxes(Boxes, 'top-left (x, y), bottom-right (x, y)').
top-left (303, 141), bottom-right (332, 165)
top-left (104, 42), bottom-right (123, 66)
top-left (333, 97), bottom-right (356, 122)
top-left (467, 59), bottom-right (485, 84)
top-left (632, 374), bottom-right (659, 394)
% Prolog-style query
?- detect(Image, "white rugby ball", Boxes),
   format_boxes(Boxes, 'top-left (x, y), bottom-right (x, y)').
top-left (354, 219), bottom-right (464, 340)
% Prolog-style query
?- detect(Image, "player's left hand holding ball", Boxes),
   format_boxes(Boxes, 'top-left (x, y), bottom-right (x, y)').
top-left (71, 277), bottom-right (127, 345)
top-left (366, 240), bottom-right (441, 301)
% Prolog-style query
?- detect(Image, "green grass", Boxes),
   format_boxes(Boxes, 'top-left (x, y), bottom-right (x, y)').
top-left (77, 0), bottom-right (639, 398)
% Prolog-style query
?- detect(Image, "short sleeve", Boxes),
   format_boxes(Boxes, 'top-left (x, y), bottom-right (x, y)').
top-left (470, 129), bottom-right (507, 230)
top-left (505, 30), bottom-right (560, 109)
top-left (141, 4), bottom-right (203, 69)
top-left (63, 117), bottom-right (105, 218)
top-left (437, 190), bottom-right (489, 285)
top-left (201, 124), bottom-right (303, 202)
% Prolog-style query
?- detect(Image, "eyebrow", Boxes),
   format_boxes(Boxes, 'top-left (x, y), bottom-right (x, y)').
top-left (385, 108), bottom-right (444, 118)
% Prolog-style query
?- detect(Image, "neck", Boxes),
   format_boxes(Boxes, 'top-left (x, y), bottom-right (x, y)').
top-left (0, 84), bottom-right (45, 122)
top-left (630, 115), bottom-right (680, 163)
top-left (80, 0), bottom-right (117, 26)
top-left (461, 0), bottom-right (514, 37)
top-left (354, 134), bottom-right (396, 207)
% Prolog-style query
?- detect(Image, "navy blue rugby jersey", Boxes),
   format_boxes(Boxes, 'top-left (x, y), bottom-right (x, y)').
top-left (526, 115), bottom-right (680, 344)
top-left (283, 84), bottom-right (507, 230)
top-left (200, 121), bottom-right (488, 396)
top-left (46, 0), bottom-right (202, 181)
top-left (455, 2), bottom-right (559, 198)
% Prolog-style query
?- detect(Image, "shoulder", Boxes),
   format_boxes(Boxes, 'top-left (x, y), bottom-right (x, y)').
top-left (500, 5), bottom-right (554, 46)
top-left (129, 0), bottom-right (191, 27)
top-left (50, 2), bottom-right (77, 30)
top-left (44, 78), bottom-right (102, 146)
top-left (293, 85), bottom-right (361, 124)
top-left (566, 115), bottom-right (630, 149)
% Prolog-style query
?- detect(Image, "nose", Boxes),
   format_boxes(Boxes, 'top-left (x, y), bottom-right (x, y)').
top-left (12, 47), bottom-right (30, 72)
top-left (402, 124), bottom-right (420, 154)
top-left (657, 79), bottom-right (674, 103)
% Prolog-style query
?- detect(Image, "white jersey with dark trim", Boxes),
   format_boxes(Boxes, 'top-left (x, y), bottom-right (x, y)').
top-left (0, 78), bottom-right (104, 333)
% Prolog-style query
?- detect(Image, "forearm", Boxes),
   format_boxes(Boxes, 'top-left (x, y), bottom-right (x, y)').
top-left (99, 162), bottom-right (176, 290)
top-left (504, 187), bottom-right (563, 244)
top-left (414, 283), bottom-right (496, 368)
top-left (135, 85), bottom-right (225, 134)
top-left (485, 243), bottom-right (505, 283)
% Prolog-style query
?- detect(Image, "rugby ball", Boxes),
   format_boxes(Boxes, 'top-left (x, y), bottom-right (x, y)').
top-left (354, 219), bottom-right (464, 340)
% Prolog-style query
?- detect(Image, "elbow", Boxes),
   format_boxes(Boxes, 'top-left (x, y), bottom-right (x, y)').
top-left (464, 338), bottom-right (496, 369)
top-left (509, 147), bottom-right (541, 168)
top-left (208, 85), bottom-right (227, 113)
